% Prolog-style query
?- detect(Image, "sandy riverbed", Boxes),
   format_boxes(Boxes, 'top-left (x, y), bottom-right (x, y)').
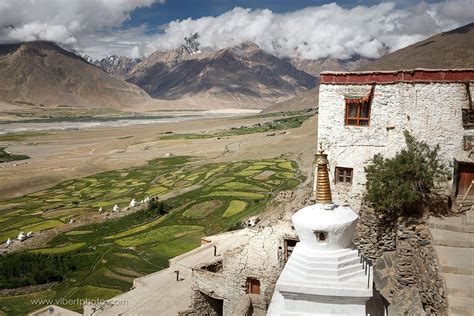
top-left (0, 114), bottom-right (317, 199)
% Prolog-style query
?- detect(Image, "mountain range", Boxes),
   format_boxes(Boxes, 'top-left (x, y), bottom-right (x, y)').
top-left (0, 23), bottom-right (473, 116)
top-left (0, 42), bottom-right (152, 110)
top-left (360, 22), bottom-right (474, 71)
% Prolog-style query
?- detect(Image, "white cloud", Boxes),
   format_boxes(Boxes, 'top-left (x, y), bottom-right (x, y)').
top-left (147, 1), bottom-right (474, 60)
top-left (0, 0), bottom-right (473, 60)
top-left (0, 0), bottom-right (161, 53)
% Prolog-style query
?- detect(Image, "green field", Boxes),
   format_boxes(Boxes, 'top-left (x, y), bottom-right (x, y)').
top-left (0, 156), bottom-right (304, 315)
top-left (0, 147), bottom-right (29, 163)
top-left (159, 114), bottom-right (312, 140)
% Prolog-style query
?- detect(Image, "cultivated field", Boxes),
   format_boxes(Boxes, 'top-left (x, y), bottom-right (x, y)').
top-left (0, 111), bottom-right (317, 315)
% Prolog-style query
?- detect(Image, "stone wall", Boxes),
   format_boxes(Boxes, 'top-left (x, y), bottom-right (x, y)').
top-left (354, 210), bottom-right (396, 259)
top-left (188, 222), bottom-right (296, 315)
top-left (318, 81), bottom-right (474, 210)
top-left (356, 210), bottom-right (447, 314)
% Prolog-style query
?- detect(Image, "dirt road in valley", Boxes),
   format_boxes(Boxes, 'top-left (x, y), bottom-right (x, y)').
top-left (0, 115), bottom-right (318, 200)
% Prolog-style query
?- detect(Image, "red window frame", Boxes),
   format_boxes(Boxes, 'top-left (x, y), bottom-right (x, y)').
top-left (345, 100), bottom-right (371, 126)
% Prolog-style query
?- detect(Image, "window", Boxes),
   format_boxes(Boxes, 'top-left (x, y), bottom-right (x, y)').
top-left (246, 277), bottom-right (261, 294)
top-left (336, 167), bottom-right (353, 184)
top-left (345, 99), bottom-right (370, 126)
top-left (344, 86), bottom-right (374, 126)
top-left (314, 231), bottom-right (328, 243)
top-left (283, 238), bottom-right (299, 262)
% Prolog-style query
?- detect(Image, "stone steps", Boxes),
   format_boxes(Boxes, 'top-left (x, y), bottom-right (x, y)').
top-left (430, 228), bottom-right (474, 248)
top-left (448, 287), bottom-right (474, 299)
top-left (447, 296), bottom-right (474, 315)
top-left (429, 212), bottom-right (474, 315)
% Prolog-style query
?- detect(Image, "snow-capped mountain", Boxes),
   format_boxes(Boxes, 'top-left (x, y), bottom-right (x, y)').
top-left (87, 54), bottom-right (142, 77)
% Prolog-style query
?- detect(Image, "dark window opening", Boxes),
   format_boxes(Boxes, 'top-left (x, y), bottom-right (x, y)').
top-left (335, 167), bottom-right (353, 184)
top-left (246, 277), bottom-right (261, 294)
top-left (284, 238), bottom-right (299, 262)
top-left (314, 231), bottom-right (328, 243)
top-left (200, 260), bottom-right (223, 273)
top-left (197, 291), bottom-right (223, 316)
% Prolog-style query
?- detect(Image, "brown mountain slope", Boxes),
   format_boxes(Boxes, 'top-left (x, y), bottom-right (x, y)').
top-left (0, 41), bottom-right (151, 108)
top-left (126, 42), bottom-right (316, 104)
top-left (261, 87), bottom-right (318, 113)
top-left (360, 22), bottom-right (474, 71)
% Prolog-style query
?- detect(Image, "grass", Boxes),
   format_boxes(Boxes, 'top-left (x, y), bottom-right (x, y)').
top-left (0, 148), bottom-right (29, 163)
top-left (104, 215), bottom-right (168, 240)
top-left (222, 200), bottom-right (247, 217)
top-left (0, 131), bottom-right (49, 142)
top-left (206, 191), bottom-right (266, 199)
top-left (29, 242), bottom-right (86, 254)
top-left (182, 200), bottom-right (222, 219)
top-left (160, 114), bottom-right (313, 140)
top-left (23, 220), bottom-right (63, 232)
top-left (64, 230), bottom-right (93, 236)
top-left (151, 232), bottom-right (203, 257)
top-left (0, 155), bottom-right (305, 315)
top-left (115, 225), bottom-right (204, 247)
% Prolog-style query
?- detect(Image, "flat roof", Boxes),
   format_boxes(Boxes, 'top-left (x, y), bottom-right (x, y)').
top-left (320, 69), bottom-right (474, 84)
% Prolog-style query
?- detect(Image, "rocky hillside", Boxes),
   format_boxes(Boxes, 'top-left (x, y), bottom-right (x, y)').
top-left (125, 41), bottom-right (317, 101)
top-left (86, 55), bottom-right (141, 77)
top-left (0, 41), bottom-right (152, 109)
top-left (261, 87), bottom-right (318, 113)
top-left (290, 56), bottom-right (373, 77)
top-left (360, 22), bottom-right (474, 71)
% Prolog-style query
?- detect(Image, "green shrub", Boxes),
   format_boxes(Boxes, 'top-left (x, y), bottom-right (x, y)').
top-left (364, 131), bottom-right (450, 217)
top-left (226, 221), bottom-right (245, 232)
top-left (147, 200), bottom-right (170, 216)
top-left (0, 253), bottom-right (76, 289)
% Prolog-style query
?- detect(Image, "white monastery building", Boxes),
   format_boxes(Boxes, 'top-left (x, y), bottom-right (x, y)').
top-left (317, 69), bottom-right (474, 210)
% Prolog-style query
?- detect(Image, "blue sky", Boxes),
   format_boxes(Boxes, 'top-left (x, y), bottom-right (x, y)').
top-left (125, 0), bottom-right (439, 30)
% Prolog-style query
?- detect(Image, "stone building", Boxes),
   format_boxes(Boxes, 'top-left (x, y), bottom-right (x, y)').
top-left (317, 69), bottom-right (474, 210)
top-left (181, 221), bottom-right (298, 315)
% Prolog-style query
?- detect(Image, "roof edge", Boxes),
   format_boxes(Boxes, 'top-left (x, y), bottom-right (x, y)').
top-left (320, 69), bottom-right (474, 84)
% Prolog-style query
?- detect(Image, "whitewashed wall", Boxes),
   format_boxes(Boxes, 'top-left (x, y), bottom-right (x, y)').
top-left (318, 82), bottom-right (474, 210)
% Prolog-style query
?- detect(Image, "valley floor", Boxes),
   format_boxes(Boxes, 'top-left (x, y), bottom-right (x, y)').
top-left (0, 112), bottom-right (317, 315)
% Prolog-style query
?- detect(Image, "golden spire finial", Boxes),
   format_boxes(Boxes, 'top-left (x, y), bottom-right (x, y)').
top-left (315, 142), bottom-right (332, 205)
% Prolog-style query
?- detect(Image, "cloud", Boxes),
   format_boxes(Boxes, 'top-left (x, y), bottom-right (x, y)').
top-left (0, 0), bottom-right (472, 60)
top-left (0, 0), bottom-right (161, 50)
top-left (147, 1), bottom-right (474, 60)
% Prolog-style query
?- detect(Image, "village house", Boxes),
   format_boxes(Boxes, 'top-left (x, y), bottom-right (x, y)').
top-left (317, 69), bottom-right (474, 210)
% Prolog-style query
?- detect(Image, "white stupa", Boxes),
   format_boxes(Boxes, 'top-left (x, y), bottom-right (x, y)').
top-left (113, 204), bottom-right (120, 212)
top-left (129, 198), bottom-right (137, 208)
top-left (6, 238), bottom-right (12, 246)
top-left (17, 232), bottom-right (27, 241)
top-left (268, 149), bottom-right (373, 315)
top-left (98, 206), bottom-right (103, 212)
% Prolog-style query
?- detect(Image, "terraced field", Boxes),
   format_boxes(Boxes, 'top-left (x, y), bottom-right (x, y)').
top-left (0, 156), bottom-right (304, 315)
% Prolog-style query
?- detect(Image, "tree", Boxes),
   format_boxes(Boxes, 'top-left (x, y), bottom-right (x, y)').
top-left (364, 131), bottom-right (450, 217)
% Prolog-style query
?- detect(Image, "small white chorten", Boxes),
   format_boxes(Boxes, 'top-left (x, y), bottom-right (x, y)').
top-left (129, 198), bottom-right (137, 208)
top-left (6, 238), bottom-right (12, 246)
top-left (113, 204), bottom-right (120, 212)
top-left (17, 232), bottom-right (27, 241)
top-left (98, 206), bottom-right (103, 212)
top-left (268, 148), bottom-right (373, 315)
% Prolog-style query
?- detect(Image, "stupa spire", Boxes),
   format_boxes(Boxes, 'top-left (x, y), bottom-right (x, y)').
top-left (315, 142), bottom-right (332, 204)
